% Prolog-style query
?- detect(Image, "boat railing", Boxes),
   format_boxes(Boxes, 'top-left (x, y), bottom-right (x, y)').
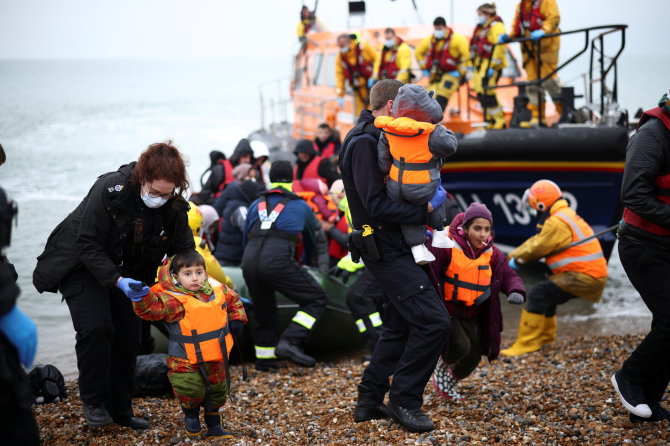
top-left (483, 24), bottom-right (628, 126)
top-left (259, 77), bottom-right (293, 131)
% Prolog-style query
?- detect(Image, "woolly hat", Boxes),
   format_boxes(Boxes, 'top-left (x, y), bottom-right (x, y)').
top-left (463, 202), bottom-right (493, 226)
top-left (294, 139), bottom-right (317, 156)
top-left (269, 160), bottom-right (294, 183)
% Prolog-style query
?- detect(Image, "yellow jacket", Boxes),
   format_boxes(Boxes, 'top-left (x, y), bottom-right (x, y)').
top-left (194, 235), bottom-right (235, 289)
top-left (372, 41), bottom-right (413, 83)
top-left (335, 40), bottom-right (377, 97)
top-left (509, 0), bottom-right (560, 59)
top-left (509, 199), bottom-right (606, 302)
top-left (416, 31), bottom-right (471, 73)
top-left (472, 19), bottom-right (508, 70)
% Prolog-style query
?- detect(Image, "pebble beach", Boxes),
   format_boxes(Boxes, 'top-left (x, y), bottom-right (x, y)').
top-left (35, 334), bottom-right (668, 445)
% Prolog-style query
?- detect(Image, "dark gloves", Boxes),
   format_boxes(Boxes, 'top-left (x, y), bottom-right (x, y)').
top-left (229, 320), bottom-right (244, 338)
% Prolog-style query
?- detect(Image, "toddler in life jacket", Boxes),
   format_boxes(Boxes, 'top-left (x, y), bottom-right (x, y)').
top-left (130, 250), bottom-right (247, 439)
top-left (375, 83), bottom-right (458, 264)
top-left (426, 203), bottom-right (526, 400)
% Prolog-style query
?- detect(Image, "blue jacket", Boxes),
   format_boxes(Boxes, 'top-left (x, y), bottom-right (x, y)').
top-left (243, 187), bottom-right (319, 265)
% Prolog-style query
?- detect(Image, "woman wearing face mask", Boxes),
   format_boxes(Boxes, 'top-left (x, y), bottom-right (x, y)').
top-left (368, 28), bottom-right (413, 89)
top-left (469, 3), bottom-right (508, 129)
top-left (33, 141), bottom-right (194, 430)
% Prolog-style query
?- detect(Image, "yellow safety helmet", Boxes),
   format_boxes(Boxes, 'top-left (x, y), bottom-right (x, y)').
top-left (187, 201), bottom-right (203, 235)
top-left (525, 179), bottom-right (562, 212)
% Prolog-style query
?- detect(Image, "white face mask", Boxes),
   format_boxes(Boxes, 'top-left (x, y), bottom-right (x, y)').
top-left (384, 38), bottom-right (395, 48)
top-left (340, 46), bottom-right (349, 54)
top-left (141, 193), bottom-right (169, 208)
top-left (477, 15), bottom-right (486, 25)
top-left (434, 29), bottom-right (446, 39)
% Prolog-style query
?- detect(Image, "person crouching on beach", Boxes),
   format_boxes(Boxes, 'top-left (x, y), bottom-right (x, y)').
top-left (375, 83), bottom-right (458, 264)
top-left (427, 203), bottom-right (526, 400)
top-left (129, 250), bottom-right (247, 438)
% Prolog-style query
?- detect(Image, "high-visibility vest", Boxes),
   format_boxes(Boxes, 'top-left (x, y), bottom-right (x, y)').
top-left (444, 241), bottom-right (493, 307)
top-left (545, 206), bottom-right (608, 278)
top-left (153, 279), bottom-right (234, 364)
top-left (424, 30), bottom-right (459, 73)
top-left (374, 116), bottom-right (439, 185)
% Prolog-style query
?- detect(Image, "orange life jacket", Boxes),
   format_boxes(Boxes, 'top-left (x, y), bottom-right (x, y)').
top-left (545, 206), bottom-right (608, 278)
top-left (294, 155), bottom-right (323, 181)
top-left (374, 116), bottom-right (440, 185)
top-left (294, 191), bottom-right (337, 221)
top-left (470, 16), bottom-right (504, 60)
top-left (444, 241), bottom-right (493, 307)
top-left (514, 0), bottom-right (545, 36)
top-left (154, 279), bottom-right (234, 364)
top-left (424, 29), bottom-right (459, 73)
top-left (213, 159), bottom-right (234, 199)
top-left (377, 38), bottom-right (404, 80)
top-left (341, 43), bottom-right (373, 84)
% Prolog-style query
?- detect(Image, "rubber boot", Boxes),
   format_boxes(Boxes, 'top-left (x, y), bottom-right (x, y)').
top-left (182, 406), bottom-right (201, 436)
top-left (500, 309), bottom-right (546, 356)
top-left (485, 108), bottom-right (506, 130)
top-left (204, 412), bottom-right (234, 439)
top-left (538, 315), bottom-right (557, 346)
top-left (519, 103), bottom-right (545, 128)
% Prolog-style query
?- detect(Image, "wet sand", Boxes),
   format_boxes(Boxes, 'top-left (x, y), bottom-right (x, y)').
top-left (35, 334), bottom-right (667, 445)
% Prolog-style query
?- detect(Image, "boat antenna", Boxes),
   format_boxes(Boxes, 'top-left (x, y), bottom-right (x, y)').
top-left (409, 0), bottom-right (423, 24)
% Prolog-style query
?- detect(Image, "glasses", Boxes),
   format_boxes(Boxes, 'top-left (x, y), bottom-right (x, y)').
top-left (145, 185), bottom-right (176, 199)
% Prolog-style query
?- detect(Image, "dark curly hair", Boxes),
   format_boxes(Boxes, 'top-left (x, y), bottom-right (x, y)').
top-left (132, 141), bottom-right (189, 194)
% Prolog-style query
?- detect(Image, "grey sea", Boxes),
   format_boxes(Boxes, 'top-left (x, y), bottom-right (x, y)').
top-left (0, 56), bottom-right (663, 378)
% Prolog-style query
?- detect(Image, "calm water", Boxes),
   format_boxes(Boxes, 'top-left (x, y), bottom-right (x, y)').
top-left (0, 58), bottom-right (659, 378)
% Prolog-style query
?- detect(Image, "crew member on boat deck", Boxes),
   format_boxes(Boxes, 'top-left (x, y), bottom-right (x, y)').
top-left (293, 139), bottom-right (340, 187)
top-left (296, 5), bottom-right (322, 42)
top-left (369, 28), bottom-right (413, 87)
top-left (336, 33), bottom-right (377, 116)
top-left (499, 0), bottom-right (561, 127)
top-left (416, 16), bottom-right (471, 112)
top-left (241, 161), bottom-right (328, 371)
top-left (469, 3), bottom-right (508, 130)
top-left (314, 123), bottom-right (342, 159)
top-left (610, 92), bottom-right (670, 422)
top-left (502, 179), bottom-right (607, 356)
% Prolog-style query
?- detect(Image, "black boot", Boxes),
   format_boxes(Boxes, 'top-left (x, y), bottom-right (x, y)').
top-left (204, 412), bottom-right (234, 439)
top-left (255, 358), bottom-right (280, 372)
top-left (82, 403), bottom-right (113, 428)
top-left (354, 387), bottom-right (389, 422)
top-left (276, 339), bottom-right (315, 367)
top-left (386, 400), bottom-right (435, 433)
top-left (182, 406), bottom-right (201, 436)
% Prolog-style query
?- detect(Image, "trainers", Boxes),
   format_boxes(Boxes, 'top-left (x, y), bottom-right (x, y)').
top-left (386, 400), bottom-right (435, 433)
top-left (82, 403), bottom-right (113, 428)
top-left (411, 244), bottom-right (435, 265)
top-left (611, 371), bottom-right (652, 418)
top-left (276, 339), bottom-right (316, 367)
top-left (431, 229), bottom-right (455, 249)
top-left (629, 405), bottom-right (670, 423)
top-left (432, 358), bottom-right (463, 401)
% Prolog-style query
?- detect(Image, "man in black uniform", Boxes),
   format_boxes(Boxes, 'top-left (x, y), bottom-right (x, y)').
top-left (339, 79), bottom-right (451, 433)
top-left (242, 161), bottom-right (328, 370)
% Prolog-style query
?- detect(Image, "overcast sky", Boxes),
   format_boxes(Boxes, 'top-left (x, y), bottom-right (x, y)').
top-left (0, 0), bottom-right (667, 60)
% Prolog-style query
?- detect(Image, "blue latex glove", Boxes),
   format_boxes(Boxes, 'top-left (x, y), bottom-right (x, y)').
top-left (486, 68), bottom-right (495, 78)
top-left (446, 70), bottom-right (460, 78)
top-left (0, 306), bottom-right (37, 367)
top-left (429, 186), bottom-right (447, 212)
top-left (530, 30), bottom-right (545, 40)
top-left (422, 69), bottom-right (431, 78)
top-left (468, 66), bottom-right (475, 72)
top-left (498, 34), bottom-right (510, 43)
top-left (229, 320), bottom-right (244, 338)
top-left (508, 258), bottom-right (519, 270)
top-left (117, 277), bottom-right (150, 302)
top-left (337, 97), bottom-right (344, 109)
top-left (367, 78), bottom-right (376, 89)
top-left (507, 292), bottom-right (524, 305)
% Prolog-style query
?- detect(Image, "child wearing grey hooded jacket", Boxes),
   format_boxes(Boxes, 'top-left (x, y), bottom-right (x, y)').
top-left (375, 84), bottom-right (458, 264)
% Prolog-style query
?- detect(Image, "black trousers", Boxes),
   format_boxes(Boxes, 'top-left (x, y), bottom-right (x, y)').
top-left (442, 315), bottom-right (482, 380)
top-left (60, 268), bottom-right (141, 420)
top-left (346, 268), bottom-right (385, 350)
top-left (359, 249), bottom-right (450, 409)
top-left (619, 237), bottom-right (670, 405)
top-left (242, 238), bottom-right (328, 348)
top-left (525, 279), bottom-right (576, 317)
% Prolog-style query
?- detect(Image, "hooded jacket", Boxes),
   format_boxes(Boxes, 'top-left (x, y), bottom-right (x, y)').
top-left (33, 163), bottom-right (194, 292)
top-left (214, 181), bottom-right (261, 265)
top-left (294, 140), bottom-right (340, 186)
top-left (427, 212), bottom-right (526, 361)
top-left (199, 139), bottom-right (256, 204)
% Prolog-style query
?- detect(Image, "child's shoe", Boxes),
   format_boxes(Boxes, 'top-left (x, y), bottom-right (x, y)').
top-left (432, 357), bottom-right (464, 401)
top-left (204, 411), bottom-right (234, 439)
top-left (182, 406), bottom-right (201, 436)
top-left (431, 228), bottom-right (455, 248)
top-left (411, 244), bottom-right (436, 264)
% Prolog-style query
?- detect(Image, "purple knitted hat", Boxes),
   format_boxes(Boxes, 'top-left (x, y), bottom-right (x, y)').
top-left (463, 202), bottom-right (493, 226)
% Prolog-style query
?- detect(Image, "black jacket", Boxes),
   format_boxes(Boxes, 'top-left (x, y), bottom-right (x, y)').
top-left (199, 139), bottom-right (255, 204)
top-left (214, 181), bottom-right (257, 265)
top-left (619, 115), bottom-right (670, 246)
top-left (338, 110), bottom-right (427, 251)
top-left (33, 163), bottom-right (194, 292)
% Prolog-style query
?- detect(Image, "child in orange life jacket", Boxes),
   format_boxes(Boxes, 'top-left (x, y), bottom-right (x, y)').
top-left (426, 203), bottom-right (526, 400)
top-left (130, 250), bottom-right (247, 439)
top-left (376, 83), bottom-right (458, 264)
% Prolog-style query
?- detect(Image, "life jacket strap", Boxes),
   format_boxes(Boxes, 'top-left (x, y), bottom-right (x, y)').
top-left (392, 158), bottom-right (439, 171)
